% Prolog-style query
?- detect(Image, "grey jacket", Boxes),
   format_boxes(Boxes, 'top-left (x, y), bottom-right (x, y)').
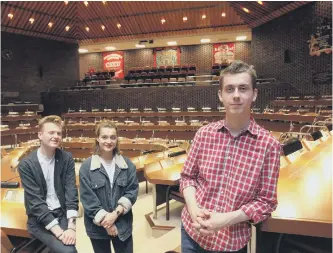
top-left (18, 149), bottom-right (79, 226)
top-left (79, 154), bottom-right (139, 241)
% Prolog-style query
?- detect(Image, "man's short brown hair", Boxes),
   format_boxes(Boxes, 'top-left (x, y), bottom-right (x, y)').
top-left (38, 115), bottom-right (63, 131)
top-left (219, 60), bottom-right (257, 90)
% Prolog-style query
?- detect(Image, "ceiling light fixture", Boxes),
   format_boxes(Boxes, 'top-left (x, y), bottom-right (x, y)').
top-left (202, 14), bottom-right (206, 19)
top-left (201, 39), bottom-right (210, 43)
top-left (167, 41), bottom-right (177, 46)
top-left (78, 49), bottom-right (88, 53)
top-left (101, 25), bottom-right (105, 30)
top-left (65, 26), bottom-right (70, 31)
top-left (242, 7), bottom-right (250, 13)
top-left (64, 1), bottom-right (68, 5)
top-left (257, 1), bottom-right (263, 5)
top-left (183, 16), bottom-right (187, 22)
top-left (48, 22), bottom-right (53, 28)
top-left (135, 44), bottom-right (146, 48)
top-left (105, 46), bottom-right (116, 50)
top-left (84, 1), bottom-right (88, 7)
top-left (236, 36), bottom-right (247, 41)
top-left (221, 12), bottom-right (226, 17)
top-left (85, 27), bottom-right (90, 32)
top-left (117, 23), bottom-right (121, 28)
top-left (29, 18), bottom-right (34, 24)
top-left (161, 18), bottom-right (166, 24)
top-left (102, 1), bottom-right (106, 4)
top-left (8, 13), bottom-right (14, 19)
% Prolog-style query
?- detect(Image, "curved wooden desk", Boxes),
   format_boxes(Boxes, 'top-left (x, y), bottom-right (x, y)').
top-left (145, 163), bottom-right (183, 186)
top-left (261, 137), bottom-right (332, 238)
top-left (1, 189), bottom-right (30, 238)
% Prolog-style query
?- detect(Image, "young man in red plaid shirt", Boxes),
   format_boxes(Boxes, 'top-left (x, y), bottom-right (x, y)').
top-left (180, 61), bottom-right (281, 252)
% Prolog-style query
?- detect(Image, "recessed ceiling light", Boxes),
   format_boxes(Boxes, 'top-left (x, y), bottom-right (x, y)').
top-left (257, 1), bottom-right (263, 5)
top-left (48, 22), bottom-right (53, 28)
top-left (236, 36), bottom-right (247, 41)
top-left (161, 18), bottom-right (166, 24)
top-left (202, 14), bottom-right (206, 19)
top-left (85, 27), bottom-right (90, 32)
top-left (242, 7), bottom-right (250, 13)
top-left (183, 16), bottom-right (187, 22)
top-left (84, 1), bottom-right (88, 7)
top-left (8, 13), bottom-right (13, 19)
top-left (29, 18), bottom-right (34, 24)
top-left (101, 25), bottom-right (105, 30)
top-left (65, 26), bottom-right (70, 31)
top-left (78, 49), bottom-right (88, 53)
top-left (167, 41), bottom-right (177, 46)
top-left (201, 39), bottom-right (210, 43)
top-left (117, 23), bottom-right (121, 29)
top-left (105, 46), bottom-right (116, 50)
top-left (135, 44), bottom-right (146, 48)
top-left (221, 12), bottom-right (226, 17)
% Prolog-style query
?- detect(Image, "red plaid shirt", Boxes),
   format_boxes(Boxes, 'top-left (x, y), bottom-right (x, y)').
top-left (180, 118), bottom-right (281, 251)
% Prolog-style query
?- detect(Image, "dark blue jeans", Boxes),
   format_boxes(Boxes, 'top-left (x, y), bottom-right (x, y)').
top-left (181, 224), bottom-right (247, 253)
top-left (90, 235), bottom-right (133, 253)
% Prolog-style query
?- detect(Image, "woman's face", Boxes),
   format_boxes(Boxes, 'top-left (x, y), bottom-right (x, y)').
top-left (97, 127), bottom-right (118, 154)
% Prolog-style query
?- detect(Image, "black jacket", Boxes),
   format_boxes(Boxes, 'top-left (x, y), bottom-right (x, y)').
top-left (79, 154), bottom-right (139, 241)
top-left (18, 148), bottom-right (78, 226)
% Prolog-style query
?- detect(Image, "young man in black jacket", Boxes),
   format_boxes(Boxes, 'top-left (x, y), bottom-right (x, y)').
top-left (18, 115), bottom-right (78, 253)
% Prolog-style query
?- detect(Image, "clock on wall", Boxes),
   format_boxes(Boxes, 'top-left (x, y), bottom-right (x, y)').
top-left (1, 48), bottom-right (13, 60)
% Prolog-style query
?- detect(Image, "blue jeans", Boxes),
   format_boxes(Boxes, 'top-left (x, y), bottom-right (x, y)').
top-left (181, 224), bottom-right (247, 253)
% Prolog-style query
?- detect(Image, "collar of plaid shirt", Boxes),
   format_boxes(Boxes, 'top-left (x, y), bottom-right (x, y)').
top-left (180, 117), bottom-right (280, 252)
top-left (217, 117), bottom-right (260, 136)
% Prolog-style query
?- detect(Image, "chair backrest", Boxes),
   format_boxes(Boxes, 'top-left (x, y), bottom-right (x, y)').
top-left (282, 138), bottom-right (303, 156)
top-left (282, 138), bottom-right (305, 164)
top-left (310, 130), bottom-right (323, 141)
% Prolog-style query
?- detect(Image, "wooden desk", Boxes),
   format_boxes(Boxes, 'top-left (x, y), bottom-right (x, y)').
top-left (145, 163), bottom-right (183, 219)
top-left (1, 189), bottom-right (30, 238)
top-left (262, 137), bottom-right (332, 238)
top-left (145, 163), bottom-right (183, 186)
top-left (1, 146), bottom-right (37, 182)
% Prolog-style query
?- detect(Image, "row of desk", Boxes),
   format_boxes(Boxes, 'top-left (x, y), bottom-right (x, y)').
top-left (143, 135), bottom-right (332, 240)
top-left (1, 131), bottom-right (331, 248)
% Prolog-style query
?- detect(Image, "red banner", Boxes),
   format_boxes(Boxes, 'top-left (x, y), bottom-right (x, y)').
top-left (103, 51), bottom-right (124, 78)
top-left (213, 43), bottom-right (235, 65)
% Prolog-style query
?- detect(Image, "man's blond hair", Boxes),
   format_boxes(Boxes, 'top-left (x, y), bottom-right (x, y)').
top-left (38, 115), bottom-right (63, 131)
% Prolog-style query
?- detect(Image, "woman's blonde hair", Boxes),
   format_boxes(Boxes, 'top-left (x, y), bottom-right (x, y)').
top-left (93, 120), bottom-right (120, 155)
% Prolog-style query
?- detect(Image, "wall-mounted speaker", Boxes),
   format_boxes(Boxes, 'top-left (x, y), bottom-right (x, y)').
top-left (284, 49), bottom-right (291, 63)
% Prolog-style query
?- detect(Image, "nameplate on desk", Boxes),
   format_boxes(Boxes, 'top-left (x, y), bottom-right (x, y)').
top-left (3, 190), bottom-right (24, 203)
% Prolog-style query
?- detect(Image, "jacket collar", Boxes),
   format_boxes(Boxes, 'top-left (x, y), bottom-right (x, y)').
top-left (90, 153), bottom-right (128, 171)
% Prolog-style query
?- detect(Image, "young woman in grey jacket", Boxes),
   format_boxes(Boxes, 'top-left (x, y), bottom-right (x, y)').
top-left (79, 120), bottom-right (139, 253)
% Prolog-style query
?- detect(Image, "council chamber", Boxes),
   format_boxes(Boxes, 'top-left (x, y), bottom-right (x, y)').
top-left (1, 1), bottom-right (332, 253)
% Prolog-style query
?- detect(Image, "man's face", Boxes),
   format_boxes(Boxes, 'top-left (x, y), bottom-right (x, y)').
top-left (38, 122), bottom-right (62, 149)
top-left (218, 72), bottom-right (257, 116)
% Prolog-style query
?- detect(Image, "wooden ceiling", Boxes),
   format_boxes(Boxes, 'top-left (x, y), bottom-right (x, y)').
top-left (1, 1), bottom-right (310, 44)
